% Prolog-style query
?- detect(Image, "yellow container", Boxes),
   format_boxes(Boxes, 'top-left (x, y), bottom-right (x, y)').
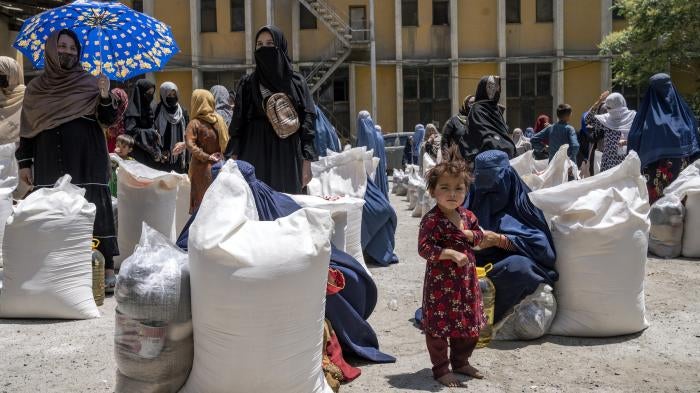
top-left (476, 264), bottom-right (495, 349)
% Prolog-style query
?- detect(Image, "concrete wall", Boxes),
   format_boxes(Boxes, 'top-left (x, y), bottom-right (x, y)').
top-left (564, 0), bottom-right (601, 53)
top-left (402, 0), bottom-right (450, 59)
top-left (458, 63), bottom-right (498, 100)
top-left (563, 61), bottom-right (602, 125)
top-left (155, 70), bottom-right (194, 111)
top-left (506, 0), bottom-right (554, 56)
top-left (200, 0), bottom-right (246, 62)
top-left (458, 0), bottom-right (498, 58)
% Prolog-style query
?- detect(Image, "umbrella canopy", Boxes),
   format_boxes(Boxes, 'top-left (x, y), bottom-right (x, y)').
top-left (13, 0), bottom-right (179, 81)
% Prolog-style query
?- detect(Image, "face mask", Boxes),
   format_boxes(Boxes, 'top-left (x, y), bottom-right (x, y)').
top-left (165, 96), bottom-right (178, 107)
top-left (254, 46), bottom-right (279, 65)
top-left (0, 75), bottom-right (8, 89)
top-left (58, 53), bottom-right (78, 70)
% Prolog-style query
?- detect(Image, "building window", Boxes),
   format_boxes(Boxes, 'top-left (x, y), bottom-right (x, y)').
top-left (203, 71), bottom-right (245, 92)
top-left (230, 0), bottom-right (245, 32)
top-left (506, 63), bottom-right (553, 130)
top-left (402, 0), bottom-right (418, 27)
top-left (432, 0), bottom-right (449, 26)
top-left (314, 68), bottom-right (351, 140)
top-left (506, 0), bottom-right (520, 24)
top-left (403, 66), bottom-right (451, 130)
top-left (132, 0), bottom-right (143, 12)
top-left (300, 5), bottom-right (317, 30)
top-left (201, 0), bottom-right (217, 33)
top-left (536, 0), bottom-right (553, 22)
top-left (350, 6), bottom-right (368, 41)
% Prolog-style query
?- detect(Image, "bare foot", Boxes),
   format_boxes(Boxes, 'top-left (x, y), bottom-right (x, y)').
top-left (454, 365), bottom-right (484, 379)
top-left (436, 372), bottom-right (463, 388)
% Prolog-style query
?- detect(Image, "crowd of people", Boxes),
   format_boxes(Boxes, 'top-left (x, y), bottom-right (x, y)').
top-left (1, 19), bottom-right (699, 391)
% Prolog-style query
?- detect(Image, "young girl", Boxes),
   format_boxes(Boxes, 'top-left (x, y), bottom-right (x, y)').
top-left (418, 149), bottom-right (485, 388)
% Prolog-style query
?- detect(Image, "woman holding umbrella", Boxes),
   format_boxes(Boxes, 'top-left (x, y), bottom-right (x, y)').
top-left (17, 29), bottom-right (120, 289)
top-left (225, 26), bottom-right (317, 194)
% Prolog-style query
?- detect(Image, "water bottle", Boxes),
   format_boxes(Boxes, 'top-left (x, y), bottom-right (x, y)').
top-left (476, 264), bottom-right (495, 348)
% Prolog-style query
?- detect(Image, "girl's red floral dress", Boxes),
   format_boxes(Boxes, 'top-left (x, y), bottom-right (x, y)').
top-left (418, 205), bottom-right (485, 338)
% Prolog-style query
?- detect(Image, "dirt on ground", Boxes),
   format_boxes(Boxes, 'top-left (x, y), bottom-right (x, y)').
top-left (0, 192), bottom-right (699, 392)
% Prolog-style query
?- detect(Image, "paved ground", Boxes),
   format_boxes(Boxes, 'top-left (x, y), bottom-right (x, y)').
top-left (0, 191), bottom-right (699, 392)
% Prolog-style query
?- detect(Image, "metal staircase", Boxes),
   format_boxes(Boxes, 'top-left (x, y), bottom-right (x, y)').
top-left (298, 0), bottom-right (365, 93)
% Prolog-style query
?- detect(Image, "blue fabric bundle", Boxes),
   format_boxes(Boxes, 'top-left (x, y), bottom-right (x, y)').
top-left (177, 160), bottom-right (394, 363)
top-left (412, 124), bottom-right (425, 164)
top-left (361, 177), bottom-right (399, 267)
top-left (314, 105), bottom-right (342, 157)
top-left (628, 73), bottom-right (700, 169)
top-left (467, 150), bottom-right (558, 322)
top-left (373, 125), bottom-right (390, 197)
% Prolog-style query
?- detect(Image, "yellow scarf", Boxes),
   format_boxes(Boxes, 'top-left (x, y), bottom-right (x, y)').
top-left (190, 89), bottom-right (229, 152)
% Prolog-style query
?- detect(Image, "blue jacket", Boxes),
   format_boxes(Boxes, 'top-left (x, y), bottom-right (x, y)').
top-left (531, 121), bottom-right (580, 162)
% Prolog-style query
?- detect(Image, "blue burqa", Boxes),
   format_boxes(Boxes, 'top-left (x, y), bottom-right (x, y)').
top-left (314, 105), bottom-right (342, 157)
top-left (354, 111), bottom-right (389, 196)
top-left (467, 150), bottom-right (558, 322)
top-left (177, 160), bottom-right (395, 363)
top-left (373, 125), bottom-right (390, 197)
top-left (361, 177), bottom-right (399, 266)
top-left (412, 124), bottom-right (425, 164)
top-left (628, 73), bottom-right (700, 169)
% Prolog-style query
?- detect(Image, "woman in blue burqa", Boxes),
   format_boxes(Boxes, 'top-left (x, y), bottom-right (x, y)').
top-left (467, 150), bottom-right (558, 322)
top-left (177, 160), bottom-right (395, 363)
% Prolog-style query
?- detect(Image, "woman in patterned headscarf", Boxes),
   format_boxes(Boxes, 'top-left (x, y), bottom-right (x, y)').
top-left (0, 56), bottom-right (25, 145)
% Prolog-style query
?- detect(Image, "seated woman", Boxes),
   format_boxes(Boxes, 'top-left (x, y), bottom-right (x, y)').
top-left (177, 160), bottom-right (395, 364)
top-left (467, 150), bottom-right (558, 322)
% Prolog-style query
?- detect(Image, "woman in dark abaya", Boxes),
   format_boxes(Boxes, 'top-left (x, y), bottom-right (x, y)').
top-left (17, 29), bottom-right (119, 288)
top-left (225, 25), bottom-right (317, 194)
top-left (153, 81), bottom-right (189, 173)
top-left (464, 76), bottom-right (516, 161)
top-left (125, 79), bottom-right (161, 168)
top-left (441, 94), bottom-right (474, 159)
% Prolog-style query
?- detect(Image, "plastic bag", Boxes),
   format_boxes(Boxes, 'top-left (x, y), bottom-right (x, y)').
top-left (493, 284), bottom-right (556, 340)
top-left (649, 194), bottom-right (684, 259)
top-left (114, 224), bottom-right (192, 393)
top-left (412, 186), bottom-right (426, 217)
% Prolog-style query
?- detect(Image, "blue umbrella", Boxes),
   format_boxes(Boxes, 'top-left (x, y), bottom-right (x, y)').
top-left (13, 0), bottom-right (179, 81)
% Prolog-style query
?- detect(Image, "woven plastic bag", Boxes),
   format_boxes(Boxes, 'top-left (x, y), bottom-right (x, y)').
top-left (493, 284), bottom-right (556, 340)
top-left (648, 194), bottom-right (684, 258)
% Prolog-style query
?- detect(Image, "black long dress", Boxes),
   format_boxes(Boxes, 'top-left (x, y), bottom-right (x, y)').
top-left (226, 73), bottom-right (316, 194)
top-left (17, 97), bottom-right (119, 268)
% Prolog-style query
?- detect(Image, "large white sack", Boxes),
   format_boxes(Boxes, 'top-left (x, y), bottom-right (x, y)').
top-left (115, 158), bottom-right (188, 268)
top-left (422, 152), bottom-right (436, 176)
top-left (182, 160), bottom-right (333, 393)
top-left (529, 152), bottom-right (650, 337)
top-left (663, 158), bottom-right (700, 258)
top-left (0, 175), bottom-right (99, 319)
top-left (308, 147), bottom-right (369, 199)
top-left (511, 145), bottom-right (578, 191)
top-left (174, 176), bottom-right (191, 236)
top-left (115, 224), bottom-right (192, 393)
top-left (0, 143), bottom-right (18, 268)
top-left (648, 194), bottom-right (684, 259)
top-left (289, 194), bottom-right (368, 274)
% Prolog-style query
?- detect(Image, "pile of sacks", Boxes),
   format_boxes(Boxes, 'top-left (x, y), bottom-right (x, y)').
top-left (648, 158), bottom-right (700, 259)
top-left (510, 144), bottom-right (580, 191)
top-left (390, 155), bottom-right (437, 218)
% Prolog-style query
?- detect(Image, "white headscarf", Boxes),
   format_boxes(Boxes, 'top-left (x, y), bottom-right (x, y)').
top-left (0, 56), bottom-right (25, 144)
top-left (595, 93), bottom-right (637, 133)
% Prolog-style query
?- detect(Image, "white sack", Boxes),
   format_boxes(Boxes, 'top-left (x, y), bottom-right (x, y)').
top-left (422, 152), bottom-right (436, 176)
top-left (529, 152), bottom-right (650, 337)
top-left (0, 175), bottom-right (99, 319)
top-left (413, 186), bottom-right (426, 217)
top-left (663, 159), bottom-right (700, 258)
top-left (0, 143), bottom-right (18, 268)
top-left (115, 158), bottom-right (188, 268)
top-left (182, 160), bottom-right (333, 393)
top-left (308, 147), bottom-right (369, 199)
top-left (494, 284), bottom-right (556, 340)
top-left (511, 145), bottom-right (578, 191)
top-left (115, 224), bottom-right (192, 393)
top-left (648, 194), bottom-right (684, 259)
top-left (289, 194), bottom-right (368, 274)
top-left (421, 190), bottom-right (436, 217)
top-left (174, 176), bottom-right (191, 236)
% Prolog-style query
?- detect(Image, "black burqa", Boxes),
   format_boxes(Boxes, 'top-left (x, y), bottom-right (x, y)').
top-left (124, 79), bottom-right (161, 168)
top-left (464, 76), bottom-right (516, 160)
top-left (224, 25), bottom-right (317, 194)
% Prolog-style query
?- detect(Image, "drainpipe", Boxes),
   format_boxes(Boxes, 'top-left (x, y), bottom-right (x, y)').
top-left (369, 0), bottom-right (377, 121)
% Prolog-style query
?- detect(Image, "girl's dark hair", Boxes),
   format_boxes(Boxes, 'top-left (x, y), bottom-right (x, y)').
top-left (425, 145), bottom-right (472, 192)
top-left (116, 134), bottom-right (135, 148)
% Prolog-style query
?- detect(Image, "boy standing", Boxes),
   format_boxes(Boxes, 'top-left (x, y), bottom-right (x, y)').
top-left (531, 104), bottom-right (579, 162)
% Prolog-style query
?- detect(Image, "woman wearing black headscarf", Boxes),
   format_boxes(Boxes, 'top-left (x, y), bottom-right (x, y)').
top-left (464, 76), bottom-right (516, 161)
top-left (224, 26), bottom-right (317, 194)
top-left (124, 79), bottom-right (161, 168)
top-left (441, 94), bottom-right (474, 159)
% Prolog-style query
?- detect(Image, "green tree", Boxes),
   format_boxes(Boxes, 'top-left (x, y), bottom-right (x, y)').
top-left (600, 0), bottom-right (700, 113)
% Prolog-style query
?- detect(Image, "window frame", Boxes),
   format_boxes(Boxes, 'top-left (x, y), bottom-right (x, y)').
top-left (201, 0), bottom-right (218, 33)
top-left (535, 0), bottom-right (553, 23)
top-left (300, 4), bottom-right (318, 30)
top-left (230, 0), bottom-right (245, 32)
top-left (432, 0), bottom-right (450, 26)
top-left (506, 0), bottom-right (521, 24)
top-left (402, 0), bottom-right (419, 27)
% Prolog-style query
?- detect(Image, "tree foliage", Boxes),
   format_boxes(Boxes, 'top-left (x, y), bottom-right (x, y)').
top-left (600, 0), bottom-right (700, 112)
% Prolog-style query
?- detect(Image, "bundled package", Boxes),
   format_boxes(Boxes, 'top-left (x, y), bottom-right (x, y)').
top-left (648, 194), bottom-right (685, 258)
top-left (530, 152), bottom-right (650, 337)
top-left (115, 158), bottom-right (189, 268)
top-left (0, 175), bottom-right (99, 319)
top-left (0, 142), bottom-right (17, 268)
top-left (494, 284), bottom-right (556, 340)
top-left (181, 161), bottom-right (333, 393)
top-left (510, 145), bottom-right (579, 191)
top-left (663, 158), bottom-right (700, 258)
top-left (308, 147), bottom-right (370, 199)
top-left (114, 224), bottom-right (192, 393)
